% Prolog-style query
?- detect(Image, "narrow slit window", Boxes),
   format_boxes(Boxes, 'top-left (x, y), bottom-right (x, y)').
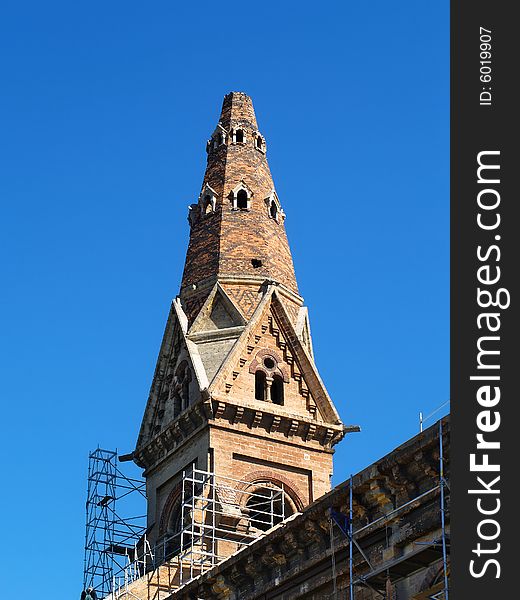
top-left (271, 374), bottom-right (284, 405)
top-left (255, 370), bottom-right (266, 401)
top-left (237, 189), bottom-right (248, 209)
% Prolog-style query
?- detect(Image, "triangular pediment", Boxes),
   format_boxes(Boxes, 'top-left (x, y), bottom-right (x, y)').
top-left (209, 287), bottom-right (342, 426)
top-left (189, 283), bottom-right (246, 334)
top-left (187, 284), bottom-right (246, 384)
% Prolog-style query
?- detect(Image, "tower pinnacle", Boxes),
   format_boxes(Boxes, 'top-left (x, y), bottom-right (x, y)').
top-left (181, 93), bottom-right (299, 324)
top-left (218, 91), bottom-right (258, 129)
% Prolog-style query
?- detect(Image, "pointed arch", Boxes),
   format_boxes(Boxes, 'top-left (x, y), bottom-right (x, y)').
top-left (232, 126), bottom-right (246, 144)
top-left (230, 181), bottom-right (253, 211)
top-left (254, 131), bottom-right (266, 153)
top-left (199, 184), bottom-right (218, 216)
top-left (264, 191), bottom-right (284, 223)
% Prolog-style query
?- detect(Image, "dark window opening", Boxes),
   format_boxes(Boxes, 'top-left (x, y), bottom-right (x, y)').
top-left (237, 189), bottom-right (248, 209)
top-left (181, 378), bottom-right (190, 411)
top-left (251, 259), bottom-right (262, 268)
top-left (204, 195), bottom-right (213, 214)
top-left (269, 202), bottom-right (278, 219)
top-left (235, 129), bottom-right (244, 143)
top-left (255, 370), bottom-right (266, 401)
top-left (256, 136), bottom-right (262, 149)
top-left (271, 375), bottom-right (284, 405)
top-left (172, 394), bottom-right (181, 418)
top-left (218, 133), bottom-right (224, 145)
top-left (245, 486), bottom-right (293, 531)
top-left (263, 357), bottom-right (275, 369)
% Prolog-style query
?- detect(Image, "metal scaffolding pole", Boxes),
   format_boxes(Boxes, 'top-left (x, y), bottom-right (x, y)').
top-left (102, 466), bottom-right (294, 599)
top-left (83, 448), bottom-right (146, 599)
top-left (332, 420), bottom-right (449, 600)
top-left (439, 420), bottom-right (449, 599)
top-left (349, 473), bottom-right (354, 600)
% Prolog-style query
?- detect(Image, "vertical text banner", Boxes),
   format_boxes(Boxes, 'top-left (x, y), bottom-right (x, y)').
top-left (451, 0), bottom-right (517, 597)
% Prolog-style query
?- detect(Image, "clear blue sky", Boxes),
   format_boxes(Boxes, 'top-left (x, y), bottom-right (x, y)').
top-left (0, 1), bottom-right (448, 597)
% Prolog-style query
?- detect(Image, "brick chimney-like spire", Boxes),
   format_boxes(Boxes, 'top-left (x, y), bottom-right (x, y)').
top-left (180, 92), bottom-right (300, 323)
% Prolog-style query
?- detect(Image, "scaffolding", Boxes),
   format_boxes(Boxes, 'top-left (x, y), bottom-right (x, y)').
top-left (84, 461), bottom-right (293, 599)
top-left (83, 449), bottom-right (147, 599)
top-left (330, 418), bottom-right (450, 599)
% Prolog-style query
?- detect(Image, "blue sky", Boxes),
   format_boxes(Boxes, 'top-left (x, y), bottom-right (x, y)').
top-left (0, 1), bottom-right (448, 597)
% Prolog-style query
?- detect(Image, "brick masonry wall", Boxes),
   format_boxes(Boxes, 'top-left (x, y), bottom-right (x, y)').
top-left (209, 426), bottom-right (333, 507)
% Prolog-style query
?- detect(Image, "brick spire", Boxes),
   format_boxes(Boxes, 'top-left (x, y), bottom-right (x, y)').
top-left (180, 92), bottom-right (299, 323)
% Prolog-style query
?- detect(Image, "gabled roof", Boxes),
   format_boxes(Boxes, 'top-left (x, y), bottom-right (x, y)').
top-left (210, 286), bottom-right (342, 426)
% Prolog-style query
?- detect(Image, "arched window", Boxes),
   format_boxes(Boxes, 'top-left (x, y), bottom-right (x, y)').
top-left (237, 189), bottom-right (248, 210)
top-left (269, 201), bottom-right (278, 219)
top-left (164, 505), bottom-right (183, 558)
top-left (271, 374), bottom-right (284, 405)
top-left (181, 376), bottom-right (190, 411)
top-left (255, 370), bottom-right (266, 401)
top-left (245, 485), bottom-right (294, 531)
top-left (163, 501), bottom-right (193, 560)
top-left (172, 393), bottom-right (182, 418)
top-left (235, 129), bottom-right (244, 143)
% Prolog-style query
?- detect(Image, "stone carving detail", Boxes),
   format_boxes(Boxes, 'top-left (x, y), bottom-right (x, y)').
top-left (171, 361), bottom-right (192, 419)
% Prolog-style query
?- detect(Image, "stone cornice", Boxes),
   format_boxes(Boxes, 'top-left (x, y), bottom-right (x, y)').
top-left (210, 394), bottom-right (347, 448)
top-left (134, 387), bottom-right (349, 473)
top-left (134, 395), bottom-right (212, 473)
top-left (187, 325), bottom-right (245, 343)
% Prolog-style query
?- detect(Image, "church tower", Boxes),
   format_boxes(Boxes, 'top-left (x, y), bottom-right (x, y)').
top-left (133, 92), bottom-right (350, 555)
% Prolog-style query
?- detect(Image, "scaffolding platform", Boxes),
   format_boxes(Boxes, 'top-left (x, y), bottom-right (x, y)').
top-left (83, 458), bottom-right (294, 599)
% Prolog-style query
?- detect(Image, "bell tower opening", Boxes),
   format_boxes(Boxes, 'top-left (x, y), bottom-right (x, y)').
top-left (270, 374), bottom-right (284, 405)
top-left (237, 189), bottom-right (248, 209)
top-left (255, 370), bottom-right (266, 400)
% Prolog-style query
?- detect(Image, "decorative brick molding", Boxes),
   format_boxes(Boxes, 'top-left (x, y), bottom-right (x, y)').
top-left (248, 348), bottom-right (290, 383)
top-left (233, 469), bottom-right (305, 512)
